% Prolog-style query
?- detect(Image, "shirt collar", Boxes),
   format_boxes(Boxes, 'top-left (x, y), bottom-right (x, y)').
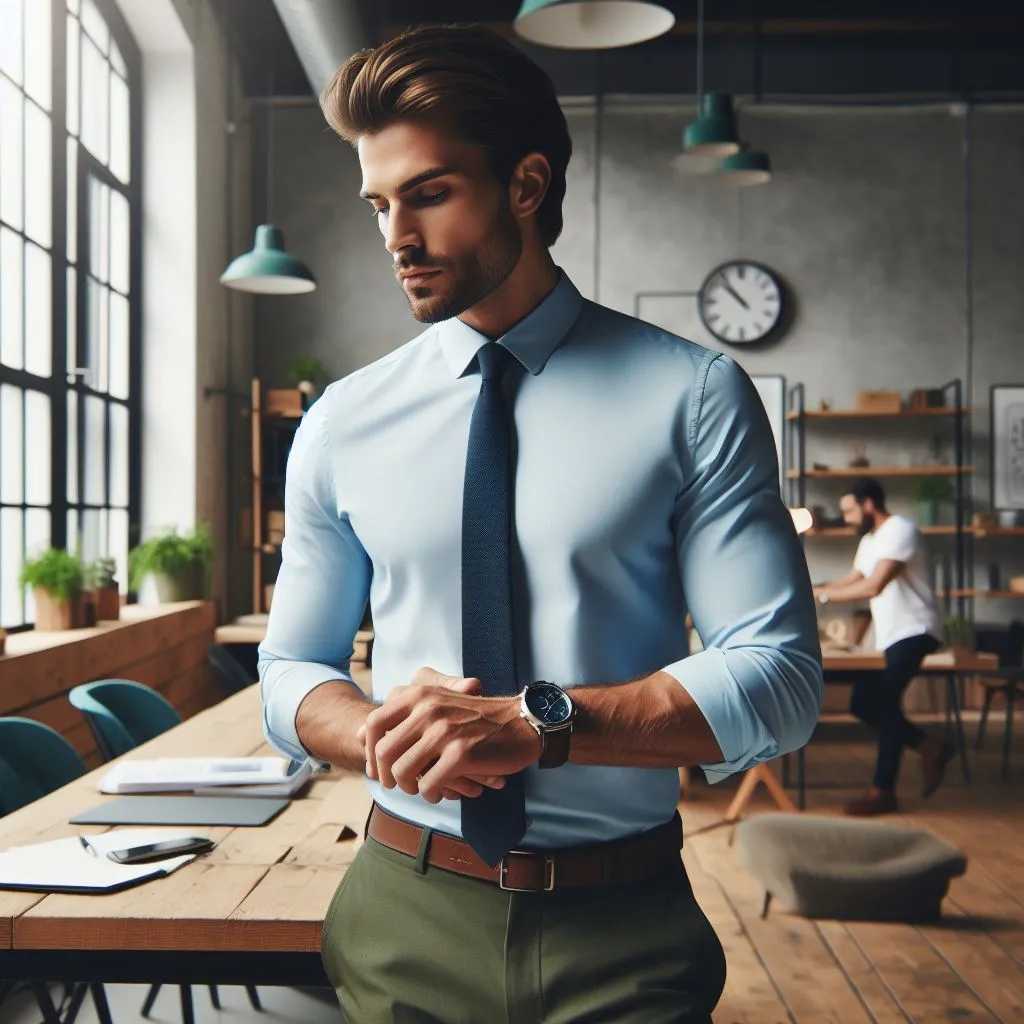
top-left (437, 269), bottom-right (583, 379)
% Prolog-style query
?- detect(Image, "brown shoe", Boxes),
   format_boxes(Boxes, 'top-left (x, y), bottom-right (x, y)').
top-left (920, 739), bottom-right (955, 798)
top-left (844, 789), bottom-right (898, 816)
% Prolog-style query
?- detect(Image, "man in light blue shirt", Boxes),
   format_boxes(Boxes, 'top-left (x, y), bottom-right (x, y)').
top-left (259, 23), bottom-right (822, 1023)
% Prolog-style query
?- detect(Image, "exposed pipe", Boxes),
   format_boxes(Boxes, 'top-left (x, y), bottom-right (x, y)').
top-left (270, 0), bottom-right (371, 96)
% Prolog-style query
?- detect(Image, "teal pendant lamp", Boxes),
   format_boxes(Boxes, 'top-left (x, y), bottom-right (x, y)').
top-left (221, 224), bottom-right (316, 294)
top-left (221, 84), bottom-right (316, 295)
top-left (514, 0), bottom-right (675, 49)
top-left (683, 92), bottom-right (741, 157)
top-left (719, 145), bottom-right (772, 187)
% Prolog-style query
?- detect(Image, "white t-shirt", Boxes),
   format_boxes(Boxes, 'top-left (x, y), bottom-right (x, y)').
top-left (853, 514), bottom-right (940, 652)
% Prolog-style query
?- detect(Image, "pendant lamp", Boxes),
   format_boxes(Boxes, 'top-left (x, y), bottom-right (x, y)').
top-left (514, 0), bottom-right (675, 50)
top-left (718, 145), bottom-right (772, 187)
top-left (221, 88), bottom-right (316, 295)
top-left (681, 0), bottom-right (740, 157)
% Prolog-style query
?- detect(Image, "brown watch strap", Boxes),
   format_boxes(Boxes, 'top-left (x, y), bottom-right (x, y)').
top-left (538, 723), bottom-right (572, 769)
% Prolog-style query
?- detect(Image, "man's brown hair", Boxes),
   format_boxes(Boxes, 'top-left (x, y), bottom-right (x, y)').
top-left (320, 25), bottom-right (572, 247)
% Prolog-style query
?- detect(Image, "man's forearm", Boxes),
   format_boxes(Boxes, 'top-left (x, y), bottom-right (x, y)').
top-left (568, 671), bottom-right (724, 768)
top-left (295, 681), bottom-right (374, 771)
top-left (820, 579), bottom-right (878, 603)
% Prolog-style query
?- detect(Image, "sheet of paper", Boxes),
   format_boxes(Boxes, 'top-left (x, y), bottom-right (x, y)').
top-left (98, 756), bottom-right (305, 794)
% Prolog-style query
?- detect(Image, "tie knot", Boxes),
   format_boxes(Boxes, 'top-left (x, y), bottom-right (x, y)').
top-left (476, 343), bottom-right (514, 382)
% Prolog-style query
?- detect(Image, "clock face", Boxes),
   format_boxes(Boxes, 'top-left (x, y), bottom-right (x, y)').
top-left (698, 261), bottom-right (784, 346)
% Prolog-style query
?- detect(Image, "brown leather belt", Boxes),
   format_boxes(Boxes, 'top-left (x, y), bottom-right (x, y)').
top-left (365, 803), bottom-right (683, 892)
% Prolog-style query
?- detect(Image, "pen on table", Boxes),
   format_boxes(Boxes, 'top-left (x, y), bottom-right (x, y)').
top-left (79, 835), bottom-right (97, 857)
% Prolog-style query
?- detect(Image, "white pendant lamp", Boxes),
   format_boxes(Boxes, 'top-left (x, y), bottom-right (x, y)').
top-left (514, 0), bottom-right (675, 50)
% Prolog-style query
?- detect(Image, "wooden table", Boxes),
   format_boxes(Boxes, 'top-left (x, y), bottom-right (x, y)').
top-left (0, 686), bottom-right (371, 996)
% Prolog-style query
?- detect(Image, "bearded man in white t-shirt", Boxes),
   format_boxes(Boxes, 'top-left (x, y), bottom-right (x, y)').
top-left (812, 477), bottom-right (954, 816)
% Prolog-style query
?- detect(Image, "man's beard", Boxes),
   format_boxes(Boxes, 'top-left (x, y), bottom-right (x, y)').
top-left (857, 513), bottom-right (876, 537)
top-left (397, 198), bottom-right (522, 324)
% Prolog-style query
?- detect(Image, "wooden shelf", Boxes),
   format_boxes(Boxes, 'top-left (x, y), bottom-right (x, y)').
top-left (806, 525), bottom-right (964, 537)
top-left (974, 527), bottom-right (1024, 537)
top-left (786, 407), bottom-right (970, 421)
top-left (788, 465), bottom-right (971, 479)
top-left (938, 589), bottom-right (1024, 599)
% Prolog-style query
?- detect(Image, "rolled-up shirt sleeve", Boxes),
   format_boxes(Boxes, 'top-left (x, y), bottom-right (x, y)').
top-left (661, 353), bottom-right (823, 782)
top-left (257, 388), bottom-right (372, 763)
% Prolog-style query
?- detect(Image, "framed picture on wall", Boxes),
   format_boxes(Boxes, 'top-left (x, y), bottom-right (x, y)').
top-left (991, 384), bottom-right (1024, 510)
top-left (750, 374), bottom-right (786, 490)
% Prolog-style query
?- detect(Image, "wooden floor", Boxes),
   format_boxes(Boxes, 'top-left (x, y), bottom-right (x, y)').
top-left (686, 712), bottom-right (1024, 1024)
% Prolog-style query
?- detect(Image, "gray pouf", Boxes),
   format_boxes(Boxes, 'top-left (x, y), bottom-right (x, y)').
top-left (735, 813), bottom-right (967, 922)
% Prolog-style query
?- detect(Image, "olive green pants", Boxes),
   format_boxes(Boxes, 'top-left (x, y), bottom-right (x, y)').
top-left (320, 832), bottom-right (726, 1023)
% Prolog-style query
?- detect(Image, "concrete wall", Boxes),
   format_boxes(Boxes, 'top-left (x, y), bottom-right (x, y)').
top-left (254, 97), bottom-right (1024, 628)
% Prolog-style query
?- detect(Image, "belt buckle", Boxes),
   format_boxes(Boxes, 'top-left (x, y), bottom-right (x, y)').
top-left (499, 852), bottom-right (556, 892)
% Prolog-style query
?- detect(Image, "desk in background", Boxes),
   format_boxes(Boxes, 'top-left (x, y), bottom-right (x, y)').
top-left (0, 686), bottom-right (371, 999)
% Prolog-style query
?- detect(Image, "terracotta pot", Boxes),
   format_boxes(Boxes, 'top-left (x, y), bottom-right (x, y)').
top-left (33, 589), bottom-right (86, 631)
top-left (92, 585), bottom-right (121, 620)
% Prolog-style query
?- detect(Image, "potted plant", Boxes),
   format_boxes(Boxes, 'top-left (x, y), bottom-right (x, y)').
top-left (130, 525), bottom-right (214, 603)
top-left (85, 556), bottom-right (121, 621)
top-left (941, 615), bottom-right (974, 659)
top-left (286, 354), bottom-right (330, 407)
top-left (20, 548), bottom-right (87, 631)
top-left (912, 475), bottom-right (954, 526)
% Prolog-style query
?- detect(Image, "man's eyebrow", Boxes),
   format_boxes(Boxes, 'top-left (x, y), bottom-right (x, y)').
top-left (359, 166), bottom-right (455, 201)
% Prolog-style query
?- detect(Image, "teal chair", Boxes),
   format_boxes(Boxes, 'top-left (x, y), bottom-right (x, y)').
top-left (0, 718), bottom-right (114, 1024)
top-left (67, 680), bottom-right (262, 1019)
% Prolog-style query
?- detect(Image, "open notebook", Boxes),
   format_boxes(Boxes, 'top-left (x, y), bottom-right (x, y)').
top-left (0, 829), bottom-right (205, 894)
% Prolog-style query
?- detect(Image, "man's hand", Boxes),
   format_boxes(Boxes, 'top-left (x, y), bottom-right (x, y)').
top-left (358, 667), bottom-right (542, 805)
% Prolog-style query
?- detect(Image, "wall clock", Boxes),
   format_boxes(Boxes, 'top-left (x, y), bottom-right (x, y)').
top-left (697, 260), bottom-right (785, 346)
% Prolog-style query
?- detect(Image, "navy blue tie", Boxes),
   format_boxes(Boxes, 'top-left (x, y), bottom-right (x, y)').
top-left (460, 342), bottom-right (527, 867)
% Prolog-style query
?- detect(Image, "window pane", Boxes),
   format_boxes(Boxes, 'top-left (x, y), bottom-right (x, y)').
top-left (66, 507), bottom-right (78, 554)
top-left (24, 101), bottom-right (52, 247)
top-left (0, 384), bottom-right (23, 503)
top-left (109, 72), bottom-right (129, 183)
top-left (109, 507), bottom-right (127, 593)
top-left (81, 506), bottom-right (101, 563)
top-left (89, 177), bottom-right (108, 283)
top-left (25, 508), bottom-right (50, 574)
top-left (110, 401), bottom-right (127, 506)
top-left (24, 242), bottom-right (52, 377)
top-left (109, 188), bottom-right (128, 292)
top-left (24, 389), bottom-right (50, 505)
top-left (66, 265), bottom-right (78, 374)
top-left (108, 290), bottom-right (128, 398)
top-left (86, 278), bottom-right (107, 392)
top-left (24, 0), bottom-right (51, 110)
top-left (81, 34), bottom-right (108, 165)
top-left (1, 508), bottom-right (24, 629)
top-left (0, 0), bottom-right (23, 85)
top-left (0, 77), bottom-right (23, 230)
top-left (67, 389), bottom-right (78, 502)
top-left (110, 40), bottom-right (126, 78)
top-left (67, 14), bottom-right (80, 136)
top-left (80, 0), bottom-right (108, 54)
top-left (0, 227), bottom-right (23, 368)
top-left (84, 393), bottom-right (105, 505)
top-left (68, 0), bottom-right (79, 14)
top-left (67, 137), bottom-right (77, 260)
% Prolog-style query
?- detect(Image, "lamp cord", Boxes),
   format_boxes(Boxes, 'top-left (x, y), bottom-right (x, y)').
top-left (266, 71), bottom-right (274, 223)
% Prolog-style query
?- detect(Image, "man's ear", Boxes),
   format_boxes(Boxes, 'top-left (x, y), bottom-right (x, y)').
top-left (508, 152), bottom-right (552, 220)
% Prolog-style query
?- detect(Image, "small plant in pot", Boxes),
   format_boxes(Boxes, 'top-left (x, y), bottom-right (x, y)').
top-left (941, 614), bottom-right (974, 658)
top-left (912, 475), bottom-right (954, 527)
top-left (286, 355), bottom-right (330, 407)
top-left (130, 526), bottom-right (214, 603)
top-left (85, 556), bottom-right (121, 621)
top-left (20, 548), bottom-right (87, 631)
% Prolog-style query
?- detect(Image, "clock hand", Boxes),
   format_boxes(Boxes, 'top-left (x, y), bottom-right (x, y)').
top-left (723, 282), bottom-right (750, 310)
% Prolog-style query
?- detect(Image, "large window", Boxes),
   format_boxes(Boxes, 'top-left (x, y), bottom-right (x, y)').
top-left (0, 0), bottom-right (140, 630)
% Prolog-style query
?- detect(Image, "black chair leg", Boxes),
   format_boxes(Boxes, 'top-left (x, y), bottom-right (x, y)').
top-left (141, 982), bottom-right (161, 1017)
top-left (180, 984), bottom-right (196, 1024)
top-left (63, 982), bottom-right (90, 1024)
top-left (947, 674), bottom-right (971, 783)
top-left (1002, 687), bottom-right (1017, 783)
top-left (207, 984), bottom-right (221, 1009)
top-left (246, 985), bottom-right (263, 1011)
top-left (30, 983), bottom-right (62, 1024)
top-left (90, 984), bottom-right (115, 1024)
top-left (976, 687), bottom-right (996, 749)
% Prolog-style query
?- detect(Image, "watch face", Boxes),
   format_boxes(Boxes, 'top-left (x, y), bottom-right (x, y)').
top-left (525, 683), bottom-right (573, 725)
top-left (698, 260), bottom-right (784, 346)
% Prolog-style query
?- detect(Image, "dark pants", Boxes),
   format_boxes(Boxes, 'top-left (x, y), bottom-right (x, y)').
top-left (321, 830), bottom-right (727, 1023)
top-left (850, 633), bottom-right (941, 790)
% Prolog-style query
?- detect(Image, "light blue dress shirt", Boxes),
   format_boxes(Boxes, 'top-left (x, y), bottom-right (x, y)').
top-left (258, 271), bottom-right (823, 848)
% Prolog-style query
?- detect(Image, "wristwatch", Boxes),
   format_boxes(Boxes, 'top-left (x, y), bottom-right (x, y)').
top-left (519, 681), bottom-right (575, 769)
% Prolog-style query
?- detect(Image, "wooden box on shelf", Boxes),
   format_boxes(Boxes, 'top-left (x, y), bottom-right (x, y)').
top-left (855, 390), bottom-right (902, 414)
top-left (33, 589), bottom-right (87, 631)
top-left (91, 585), bottom-right (121, 621)
top-left (264, 388), bottom-right (304, 418)
top-left (267, 510), bottom-right (286, 546)
top-left (908, 388), bottom-right (946, 410)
